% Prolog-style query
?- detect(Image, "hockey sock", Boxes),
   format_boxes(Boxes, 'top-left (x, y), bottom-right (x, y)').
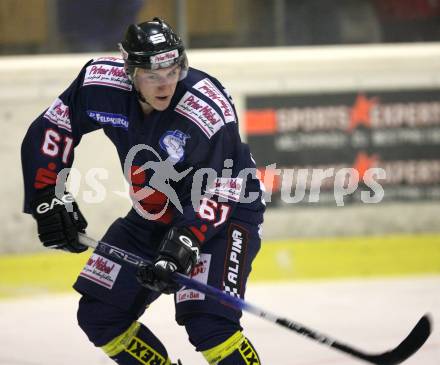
top-left (101, 321), bottom-right (171, 365)
top-left (202, 331), bottom-right (261, 365)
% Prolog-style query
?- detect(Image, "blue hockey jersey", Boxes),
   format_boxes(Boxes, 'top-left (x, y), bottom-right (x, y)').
top-left (21, 57), bottom-right (265, 243)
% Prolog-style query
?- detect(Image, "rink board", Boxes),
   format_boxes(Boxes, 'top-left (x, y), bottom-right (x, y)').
top-left (1, 233), bottom-right (439, 298)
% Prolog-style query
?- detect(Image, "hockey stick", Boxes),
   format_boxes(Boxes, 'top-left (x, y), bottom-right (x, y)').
top-left (78, 233), bottom-right (431, 365)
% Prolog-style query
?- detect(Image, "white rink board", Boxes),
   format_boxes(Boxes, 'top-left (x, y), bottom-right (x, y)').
top-left (0, 276), bottom-right (438, 365)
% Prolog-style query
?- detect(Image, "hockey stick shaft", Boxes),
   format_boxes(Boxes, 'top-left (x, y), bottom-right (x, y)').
top-left (78, 233), bottom-right (431, 365)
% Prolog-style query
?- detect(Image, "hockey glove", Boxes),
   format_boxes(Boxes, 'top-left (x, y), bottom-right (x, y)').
top-left (30, 187), bottom-right (88, 253)
top-left (137, 227), bottom-right (200, 294)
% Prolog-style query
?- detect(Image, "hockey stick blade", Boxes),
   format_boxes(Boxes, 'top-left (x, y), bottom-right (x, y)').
top-left (277, 314), bottom-right (431, 365)
top-left (275, 314), bottom-right (431, 365)
top-left (78, 234), bottom-right (432, 365)
top-left (353, 314), bottom-right (432, 365)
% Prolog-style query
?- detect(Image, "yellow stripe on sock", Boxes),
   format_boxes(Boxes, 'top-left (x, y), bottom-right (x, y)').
top-left (101, 321), bottom-right (141, 357)
top-left (202, 331), bottom-right (245, 365)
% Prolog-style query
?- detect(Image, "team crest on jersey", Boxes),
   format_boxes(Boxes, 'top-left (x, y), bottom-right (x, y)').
top-left (175, 91), bottom-right (225, 139)
top-left (159, 130), bottom-right (190, 163)
top-left (83, 64), bottom-right (132, 91)
top-left (44, 98), bottom-right (71, 132)
top-left (176, 253), bottom-right (211, 303)
top-left (87, 110), bottom-right (129, 130)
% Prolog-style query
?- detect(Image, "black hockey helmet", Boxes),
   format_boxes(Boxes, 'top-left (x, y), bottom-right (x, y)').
top-left (119, 17), bottom-right (188, 81)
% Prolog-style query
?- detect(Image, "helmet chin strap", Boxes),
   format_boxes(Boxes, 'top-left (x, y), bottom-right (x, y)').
top-left (136, 88), bottom-right (147, 103)
top-left (137, 91), bottom-right (154, 115)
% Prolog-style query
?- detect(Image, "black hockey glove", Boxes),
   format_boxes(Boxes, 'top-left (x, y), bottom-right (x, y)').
top-left (30, 187), bottom-right (88, 253)
top-left (137, 227), bottom-right (200, 294)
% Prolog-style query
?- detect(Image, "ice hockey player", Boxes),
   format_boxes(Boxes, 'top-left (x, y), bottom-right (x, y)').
top-left (21, 17), bottom-right (265, 364)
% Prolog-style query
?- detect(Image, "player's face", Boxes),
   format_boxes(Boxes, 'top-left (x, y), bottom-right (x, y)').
top-left (134, 65), bottom-right (181, 111)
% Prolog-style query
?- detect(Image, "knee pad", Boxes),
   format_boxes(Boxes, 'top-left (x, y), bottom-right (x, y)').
top-left (183, 314), bottom-right (242, 351)
top-left (77, 294), bottom-right (135, 346)
top-left (77, 295), bottom-right (171, 364)
top-left (202, 331), bottom-right (261, 365)
top-left (102, 321), bottom-right (171, 365)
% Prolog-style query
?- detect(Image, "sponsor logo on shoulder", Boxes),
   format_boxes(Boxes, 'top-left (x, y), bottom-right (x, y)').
top-left (79, 253), bottom-right (121, 289)
top-left (223, 87), bottom-right (235, 105)
top-left (44, 98), bottom-right (71, 132)
top-left (176, 253), bottom-right (211, 303)
top-left (159, 130), bottom-right (190, 163)
top-left (87, 110), bottom-right (129, 130)
top-left (193, 78), bottom-right (235, 123)
top-left (83, 64), bottom-right (132, 91)
top-left (175, 91), bottom-right (224, 139)
top-left (91, 56), bottom-right (125, 64)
